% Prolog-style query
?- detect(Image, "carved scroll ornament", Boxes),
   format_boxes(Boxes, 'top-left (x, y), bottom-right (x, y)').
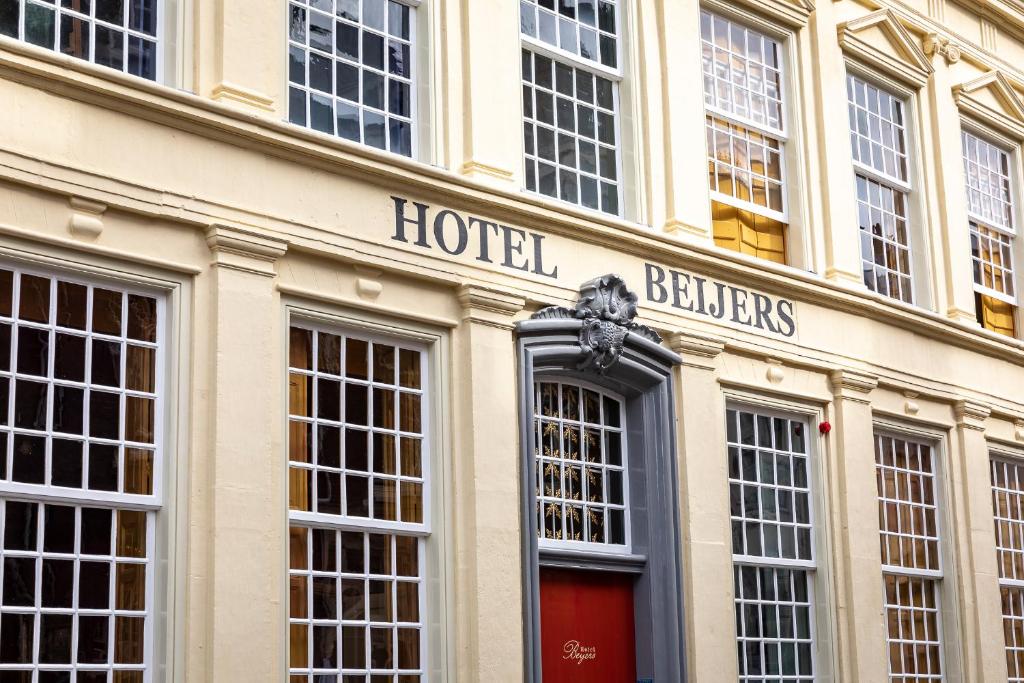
top-left (532, 274), bottom-right (662, 373)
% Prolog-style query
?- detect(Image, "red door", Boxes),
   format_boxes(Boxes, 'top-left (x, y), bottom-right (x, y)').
top-left (539, 567), bottom-right (637, 682)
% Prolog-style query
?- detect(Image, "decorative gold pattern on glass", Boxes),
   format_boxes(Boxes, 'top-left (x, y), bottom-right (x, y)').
top-left (534, 381), bottom-right (626, 546)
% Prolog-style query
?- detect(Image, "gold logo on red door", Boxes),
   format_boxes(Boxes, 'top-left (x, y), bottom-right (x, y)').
top-left (562, 640), bottom-right (598, 665)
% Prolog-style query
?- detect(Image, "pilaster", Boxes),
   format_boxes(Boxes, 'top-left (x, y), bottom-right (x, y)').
top-left (812, 2), bottom-right (866, 288)
top-left (457, 0), bottom-right (522, 187)
top-left (950, 399), bottom-right (1006, 681)
top-left (452, 285), bottom-right (526, 680)
top-left (670, 331), bottom-right (736, 682)
top-left (196, 0), bottom-right (283, 114)
top-left (659, 0), bottom-right (713, 239)
top-left (204, 224), bottom-right (288, 680)
top-left (926, 42), bottom-right (979, 325)
top-left (828, 369), bottom-right (889, 682)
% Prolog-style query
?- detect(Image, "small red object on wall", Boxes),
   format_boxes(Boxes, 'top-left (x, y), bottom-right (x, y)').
top-left (819, 421), bottom-right (832, 435)
top-left (539, 567), bottom-right (637, 682)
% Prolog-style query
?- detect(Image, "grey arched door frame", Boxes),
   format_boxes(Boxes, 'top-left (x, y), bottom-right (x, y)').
top-left (515, 274), bottom-right (688, 682)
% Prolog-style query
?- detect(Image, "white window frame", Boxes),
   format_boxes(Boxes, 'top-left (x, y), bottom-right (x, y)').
top-left (533, 376), bottom-right (631, 556)
top-left (845, 68), bottom-right (920, 306)
top-left (0, 260), bottom-right (170, 682)
top-left (285, 312), bottom-right (437, 683)
top-left (961, 125), bottom-right (1020, 307)
top-left (284, 0), bottom-right (424, 161)
top-left (990, 451), bottom-right (1024, 683)
top-left (725, 400), bottom-right (819, 682)
top-left (519, 0), bottom-right (625, 218)
top-left (2, 0), bottom-right (173, 83)
top-left (873, 424), bottom-right (951, 682)
top-left (700, 6), bottom-right (792, 228)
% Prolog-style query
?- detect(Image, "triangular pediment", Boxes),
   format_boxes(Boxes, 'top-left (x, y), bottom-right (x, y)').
top-left (954, 71), bottom-right (1024, 121)
top-left (726, 0), bottom-right (815, 27)
top-left (837, 9), bottom-right (934, 86)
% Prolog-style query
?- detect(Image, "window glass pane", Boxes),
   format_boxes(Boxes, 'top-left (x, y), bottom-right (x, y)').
top-left (288, 0), bottom-right (415, 157)
top-left (288, 327), bottom-right (426, 524)
top-left (734, 565), bottom-right (814, 682)
top-left (963, 130), bottom-right (1014, 232)
top-left (6, 0), bottom-right (157, 77)
top-left (854, 174), bottom-right (913, 303)
top-left (522, 49), bottom-right (620, 215)
top-left (0, 270), bottom-right (160, 494)
top-left (727, 410), bottom-right (812, 562)
top-left (846, 75), bottom-right (908, 181)
top-left (288, 527), bottom-right (423, 680)
top-left (520, 0), bottom-right (617, 68)
top-left (0, 501), bottom-right (152, 677)
top-left (874, 436), bottom-right (939, 572)
top-left (533, 381), bottom-right (626, 547)
top-left (700, 11), bottom-right (783, 133)
top-left (882, 574), bottom-right (942, 681)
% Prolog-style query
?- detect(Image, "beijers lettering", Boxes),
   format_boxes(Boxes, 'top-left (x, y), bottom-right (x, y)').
top-left (645, 263), bottom-right (796, 337)
top-left (391, 197), bottom-right (559, 278)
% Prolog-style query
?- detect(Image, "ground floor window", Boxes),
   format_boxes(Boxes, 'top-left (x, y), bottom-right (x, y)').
top-left (990, 457), bottom-right (1024, 680)
top-left (874, 433), bottom-right (944, 682)
top-left (0, 263), bottom-right (164, 681)
top-left (726, 406), bottom-right (815, 682)
top-left (287, 321), bottom-right (430, 683)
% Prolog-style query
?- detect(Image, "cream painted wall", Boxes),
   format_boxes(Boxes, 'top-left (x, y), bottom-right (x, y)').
top-left (3, 0), bottom-right (1024, 681)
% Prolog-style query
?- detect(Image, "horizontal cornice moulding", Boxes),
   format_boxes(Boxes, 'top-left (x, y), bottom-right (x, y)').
top-left (706, 0), bottom-right (814, 29)
top-left (3, 41), bottom-right (1024, 369)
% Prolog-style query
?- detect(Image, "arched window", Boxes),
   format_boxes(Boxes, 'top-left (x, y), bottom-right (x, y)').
top-left (516, 274), bottom-right (686, 682)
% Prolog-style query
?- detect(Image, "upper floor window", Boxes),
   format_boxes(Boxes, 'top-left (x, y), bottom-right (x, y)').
top-left (847, 74), bottom-right (915, 304)
top-left (701, 11), bottom-right (789, 264)
top-left (520, 0), bottom-right (622, 216)
top-left (0, 0), bottom-right (159, 79)
top-left (962, 130), bottom-right (1017, 337)
top-left (288, 0), bottom-right (416, 158)
top-left (0, 265), bottom-right (164, 680)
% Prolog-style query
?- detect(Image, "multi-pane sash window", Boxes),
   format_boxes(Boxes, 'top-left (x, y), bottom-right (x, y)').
top-left (288, 324), bottom-right (427, 682)
top-left (990, 458), bottom-right (1024, 680)
top-left (726, 408), bottom-right (814, 682)
top-left (874, 434), bottom-right (944, 682)
top-left (962, 131), bottom-right (1017, 336)
top-left (847, 75), bottom-right (915, 304)
top-left (0, 0), bottom-right (159, 79)
top-left (701, 11), bottom-right (789, 264)
top-left (534, 381), bottom-right (626, 548)
top-left (520, 0), bottom-right (621, 215)
top-left (288, 0), bottom-right (416, 157)
top-left (0, 266), bottom-right (163, 680)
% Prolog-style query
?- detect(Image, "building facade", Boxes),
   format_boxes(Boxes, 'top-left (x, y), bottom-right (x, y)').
top-left (1, 0), bottom-right (1024, 681)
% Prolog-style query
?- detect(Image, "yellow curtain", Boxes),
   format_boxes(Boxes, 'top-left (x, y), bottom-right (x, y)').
top-left (977, 293), bottom-right (1016, 338)
top-left (711, 201), bottom-right (787, 265)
